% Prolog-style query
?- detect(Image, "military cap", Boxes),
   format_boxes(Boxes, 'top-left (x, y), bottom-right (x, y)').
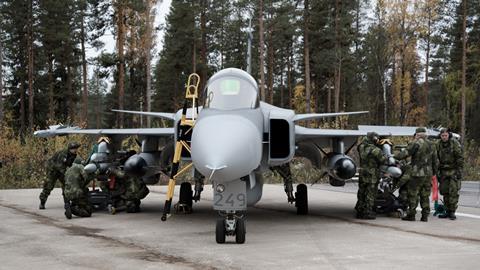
top-left (415, 127), bottom-right (427, 133)
top-left (68, 141), bottom-right (81, 149)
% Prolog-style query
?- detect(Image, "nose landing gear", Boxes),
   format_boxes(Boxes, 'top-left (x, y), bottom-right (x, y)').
top-left (216, 211), bottom-right (246, 244)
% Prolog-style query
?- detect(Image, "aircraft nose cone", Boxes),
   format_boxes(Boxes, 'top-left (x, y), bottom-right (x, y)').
top-left (191, 115), bottom-right (262, 182)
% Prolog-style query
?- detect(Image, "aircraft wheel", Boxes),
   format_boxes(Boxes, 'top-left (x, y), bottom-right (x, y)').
top-left (179, 182), bottom-right (193, 208)
top-left (295, 184), bottom-right (308, 215)
top-left (216, 219), bottom-right (226, 244)
top-left (235, 218), bottom-right (246, 244)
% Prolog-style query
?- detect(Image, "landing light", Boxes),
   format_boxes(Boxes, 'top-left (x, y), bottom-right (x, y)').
top-left (216, 184), bottom-right (225, 193)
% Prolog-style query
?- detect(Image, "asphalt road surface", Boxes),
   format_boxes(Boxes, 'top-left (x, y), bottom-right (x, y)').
top-left (1, 183), bottom-right (479, 270)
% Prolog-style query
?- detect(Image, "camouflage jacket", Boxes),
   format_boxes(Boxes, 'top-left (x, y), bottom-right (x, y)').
top-left (357, 138), bottom-right (388, 181)
top-left (64, 163), bottom-right (91, 200)
top-left (436, 138), bottom-right (463, 176)
top-left (47, 149), bottom-right (76, 174)
top-left (394, 138), bottom-right (438, 177)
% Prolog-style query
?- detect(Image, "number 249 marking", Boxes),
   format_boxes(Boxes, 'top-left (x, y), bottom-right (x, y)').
top-left (214, 193), bottom-right (246, 207)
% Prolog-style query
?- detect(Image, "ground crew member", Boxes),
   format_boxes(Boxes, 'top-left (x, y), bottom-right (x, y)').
top-left (39, 141), bottom-right (81, 209)
top-left (64, 158), bottom-right (96, 219)
top-left (123, 176), bottom-right (150, 213)
top-left (436, 128), bottom-right (463, 220)
top-left (395, 127), bottom-right (438, 222)
top-left (355, 132), bottom-right (388, 219)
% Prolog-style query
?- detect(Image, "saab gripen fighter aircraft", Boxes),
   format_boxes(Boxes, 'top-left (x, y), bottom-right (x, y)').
top-left (34, 68), bottom-right (443, 244)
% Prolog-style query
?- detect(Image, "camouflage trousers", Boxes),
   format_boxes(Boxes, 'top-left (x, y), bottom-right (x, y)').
top-left (439, 174), bottom-right (461, 213)
top-left (406, 176), bottom-right (431, 216)
top-left (70, 195), bottom-right (92, 217)
top-left (355, 176), bottom-right (378, 215)
top-left (123, 177), bottom-right (149, 212)
top-left (271, 163), bottom-right (293, 192)
top-left (39, 169), bottom-right (66, 203)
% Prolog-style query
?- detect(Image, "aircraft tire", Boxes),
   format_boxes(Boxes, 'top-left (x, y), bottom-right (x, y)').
top-left (295, 184), bottom-right (308, 215)
top-left (179, 182), bottom-right (193, 208)
top-left (216, 219), bottom-right (226, 244)
top-left (235, 219), bottom-right (246, 244)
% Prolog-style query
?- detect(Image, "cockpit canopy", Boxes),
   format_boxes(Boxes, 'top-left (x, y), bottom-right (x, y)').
top-left (204, 68), bottom-right (259, 110)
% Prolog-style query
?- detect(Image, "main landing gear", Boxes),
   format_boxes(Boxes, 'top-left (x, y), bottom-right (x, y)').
top-left (216, 211), bottom-right (246, 244)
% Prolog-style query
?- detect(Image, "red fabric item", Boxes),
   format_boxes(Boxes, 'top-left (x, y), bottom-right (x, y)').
top-left (432, 175), bottom-right (439, 201)
top-left (109, 175), bottom-right (116, 190)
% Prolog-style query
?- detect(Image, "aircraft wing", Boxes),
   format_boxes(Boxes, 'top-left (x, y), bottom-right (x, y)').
top-left (34, 125), bottom-right (174, 138)
top-left (294, 125), bottom-right (441, 151)
top-left (111, 109), bottom-right (175, 121)
top-left (294, 111), bottom-right (369, 122)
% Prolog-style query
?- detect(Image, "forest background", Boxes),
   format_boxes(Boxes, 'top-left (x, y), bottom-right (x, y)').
top-left (1, 0), bottom-right (479, 188)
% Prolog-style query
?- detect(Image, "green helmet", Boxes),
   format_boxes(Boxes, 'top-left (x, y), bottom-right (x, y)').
top-left (68, 141), bottom-right (81, 150)
top-left (73, 157), bottom-right (83, 164)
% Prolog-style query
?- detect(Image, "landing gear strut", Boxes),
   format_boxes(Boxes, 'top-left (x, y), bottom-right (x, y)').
top-left (175, 182), bottom-right (193, 214)
top-left (215, 211), bottom-right (246, 244)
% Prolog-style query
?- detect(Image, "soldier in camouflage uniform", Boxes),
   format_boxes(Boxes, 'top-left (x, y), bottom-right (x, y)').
top-left (64, 158), bottom-right (96, 219)
top-left (355, 132), bottom-right (388, 219)
top-left (436, 128), bottom-right (463, 220)
top-left (39, 142), bottom-right (81, 209)
top-left (394, 127), bottom-right (438, 222)
top-left (123, 176), bottom-right (150, 213)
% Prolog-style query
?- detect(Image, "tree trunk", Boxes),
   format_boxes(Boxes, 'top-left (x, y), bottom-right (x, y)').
top-left (334, 0), bottom-right (341, 113)
top-left (424, 4), bottom-right (432, 121)
top-left (287, 51), bottom-right (292, 109)
top-left (0, 37), bottom-right (3, 123)
top-left (304, 0), bottom-right (311, 113)
top-left (27, 0), bottom-right (34, 130)
top-left (280, 67), bottom-right (284, 107)
top-left (81, 8), bottom-right (88, 126)
top-left (67, 64), bottom-right (74, 121)
top-left (117, 1), bottom-right (125, 128)
top-left (96, 70), bottom-right (101, 129)
top-left (48, 58), bottom-right (54, 120)
top-left (200, 0), bottom-right (207, 95)
top-left (258, 0), bottom-right (266, 101)
top-left (20, 81), bottom-right (26, 136)
top-left (460, 0), bottom-right (467, 142)
top-left (267, 26), bottom-right (274, 104)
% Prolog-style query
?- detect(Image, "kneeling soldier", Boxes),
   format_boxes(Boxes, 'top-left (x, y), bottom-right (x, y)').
top-left (64, 158), bottom-right (96, 219)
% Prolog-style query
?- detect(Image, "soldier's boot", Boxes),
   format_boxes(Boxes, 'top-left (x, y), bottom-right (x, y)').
top-left (438, 211), bottom-right (450, 219)
top-left (355, 212), bottom-right (364, 219)
top-left (449, 211), bottom-right (457, 220)
top-left (193, 171), bottom-right (204, 202)
top-left (193, 184), bottom-right (203, 202)
top-left (402, 214), bottom-right (415, 221)
top-left (64, 202), bottom-right (72, 219)
top-left (126, 201), bottom-right (138, 213)
top-left (364, 212), bottom-right (376, 220)
top-left (285, 183), bottom-right (295, 203)
top-left (420, 214), bottom-right (428, 222)
top-left (39, 199), bottom-right (46, 210)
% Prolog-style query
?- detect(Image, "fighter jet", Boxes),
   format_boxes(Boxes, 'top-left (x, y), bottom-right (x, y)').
top-left (34, 68), bottom-right (441, 244)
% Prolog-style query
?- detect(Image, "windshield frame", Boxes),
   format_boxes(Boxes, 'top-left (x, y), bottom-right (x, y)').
top-left (204, 75), bottom-right (259, 110)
